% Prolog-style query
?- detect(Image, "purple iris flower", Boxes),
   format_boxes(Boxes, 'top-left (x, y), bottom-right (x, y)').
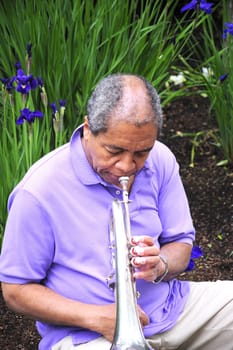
top-left (1, 77), bottom-right (15, 94)
top-left (15, 67), bottom-right (38, 94)
top-left (37, 77), bottom-right (44, 88)
top-left (15, 61), bottom-right (22, 70)
top-left (199, 0), bottom-right (213, 14)
top-left (219, 73), bottom-right (228, 82)
top-left (223, 22), bottom-right (233, 39)
top-left (26, 43), bottom-right (32, 59)
top-left (50, 102), bottom-right (58, 115)
top-left (181, 0), bottom-right (198, 12)
top-left (181, 0), bottom-right (213, 14)
top-left (16, 108), bottom-right (44, 125)
top-left (185, 245), bottom-right (203, 271)
top-left (50, 100), bottom-right (66, 115)
top-left (59, 99), bottom-right (66, 107)
top-left (0, 77), bottom-right (8, 86)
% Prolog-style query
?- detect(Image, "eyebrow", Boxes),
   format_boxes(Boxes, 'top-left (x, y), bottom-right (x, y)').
top-left (105, 144), bottom-right (153, 153)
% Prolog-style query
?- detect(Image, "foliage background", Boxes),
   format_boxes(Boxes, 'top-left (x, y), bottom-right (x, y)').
top-left (0, 0), bottom-right (230, 245)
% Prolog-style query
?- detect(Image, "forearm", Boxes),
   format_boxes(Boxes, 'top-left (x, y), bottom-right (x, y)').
top-left (131, 236), bottom-right (192, 282)
top-left (160, 242), bottom-right (192, 280)
top-left (1, 282), bottom-right (148, 342)
top-left (1, 282), bottom-right (110, 333)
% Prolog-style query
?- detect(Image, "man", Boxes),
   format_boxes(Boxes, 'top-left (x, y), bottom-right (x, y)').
top-left (0, 74), bottom-right (233, 350)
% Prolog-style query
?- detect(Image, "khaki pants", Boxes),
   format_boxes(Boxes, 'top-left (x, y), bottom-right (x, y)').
top-left (52, 281), bottom-right (233, 350)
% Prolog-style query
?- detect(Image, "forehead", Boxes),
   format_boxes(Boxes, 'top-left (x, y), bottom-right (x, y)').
top-left (97, 121), bottom-right (157, 150)
top-left (115, 84), bottom-right (155, 124)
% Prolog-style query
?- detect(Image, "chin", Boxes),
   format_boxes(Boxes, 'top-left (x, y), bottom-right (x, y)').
top-left (100, 172), bottom-right (119, 185)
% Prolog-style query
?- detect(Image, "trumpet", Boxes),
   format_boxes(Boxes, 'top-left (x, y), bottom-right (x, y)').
top-left (110, 176), bottom-right (152, 350)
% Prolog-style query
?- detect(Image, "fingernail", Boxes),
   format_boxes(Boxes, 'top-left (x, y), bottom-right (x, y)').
top-left (131, 237), bottom-right (139, 245)
top-left (131, 247), bottom-right (137, 255)
top-left (133, 257), bottom-right (146, 265)
top-left (134, 246), bottom-right (144, 255)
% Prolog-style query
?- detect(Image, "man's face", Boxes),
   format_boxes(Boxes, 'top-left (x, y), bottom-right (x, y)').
top-left (82, 118), bottom-right (157, 187)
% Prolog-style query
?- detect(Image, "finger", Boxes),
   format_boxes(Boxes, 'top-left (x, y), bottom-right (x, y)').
top-left (131, 235), bottom-right (154, 247)
top-left (130, 245), bottom-right (160, 257)
top-left (138, 306), bottom-right (150, 326)
top-left (134, 268), bottom-right (157, 281)
top-left (131, 256), bottom-right (159, 267)
top-left (140, 313), bottom-right (149, 327)
top-left (131, 256), bottom-right (147, 267)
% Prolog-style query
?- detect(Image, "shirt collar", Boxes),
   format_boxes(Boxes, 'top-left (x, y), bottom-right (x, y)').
top-left (70, 124), bottom-right (156, 186)
top-left (70, 124), bottom-right (102, 185)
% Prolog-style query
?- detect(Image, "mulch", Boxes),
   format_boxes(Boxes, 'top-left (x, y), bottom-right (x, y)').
top-left (1, 94), bottom-right (233, 349)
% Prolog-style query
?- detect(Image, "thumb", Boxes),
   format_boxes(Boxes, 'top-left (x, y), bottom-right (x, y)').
top-left (137, 305), bottom-right (149, 326)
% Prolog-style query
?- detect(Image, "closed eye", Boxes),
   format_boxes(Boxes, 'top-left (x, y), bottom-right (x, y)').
top-left (105, 145), bottom-right (153, 157)
top-left (134, 150), bottom-right (150, 158)
top-left (105, 146), bottom-right (124, 155)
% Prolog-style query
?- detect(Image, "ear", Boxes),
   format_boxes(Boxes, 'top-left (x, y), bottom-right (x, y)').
top-left (83, 116), bottom-right (91, 140)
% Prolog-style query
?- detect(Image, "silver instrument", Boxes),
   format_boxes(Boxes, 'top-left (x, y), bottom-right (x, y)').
top-left (110, 176), bottom-right (152, 350)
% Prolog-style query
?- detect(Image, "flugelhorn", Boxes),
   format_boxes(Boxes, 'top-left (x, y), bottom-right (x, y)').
top-left (110, 176), bottom-right (152, 350)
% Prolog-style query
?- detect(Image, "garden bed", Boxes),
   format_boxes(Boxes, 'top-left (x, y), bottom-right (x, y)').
top-left (1, 94), bottom-right (233, 349)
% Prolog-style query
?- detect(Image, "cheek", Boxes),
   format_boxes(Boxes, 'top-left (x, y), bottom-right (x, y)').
top-left (92, 150), bottom-right (116, 170)
top-left (97, 159), bottom-right (117, 171)
top-left (135, 156), bottom-right (149, 169)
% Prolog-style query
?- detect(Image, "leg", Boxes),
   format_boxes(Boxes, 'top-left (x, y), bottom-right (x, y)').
top-left (53, 281), bottom-right (233, 350)
top-left (148, 281), bottom-right (233, 350)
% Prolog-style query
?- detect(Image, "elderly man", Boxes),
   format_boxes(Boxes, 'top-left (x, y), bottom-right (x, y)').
top-left (1, 74), bottom-right (233, 350)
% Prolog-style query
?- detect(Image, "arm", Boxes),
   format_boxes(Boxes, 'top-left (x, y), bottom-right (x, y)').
top-left (132, 143), bottom-right (195, 282)
top-left (1, 282), bottom-right (148, 342)
top-left (131, 236), bottom-right (192, 282)
top-left (159, 241), bottom-right (192, 280)
top-left (2, 282), bottom-right (112, 329)
top-left (1, 189), bottom-right (117, 338)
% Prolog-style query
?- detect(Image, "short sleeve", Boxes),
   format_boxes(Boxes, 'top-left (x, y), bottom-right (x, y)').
top-left (0, 189), bottom-right (55, 284)
top-left (151, 142), bottom-right (195, 245)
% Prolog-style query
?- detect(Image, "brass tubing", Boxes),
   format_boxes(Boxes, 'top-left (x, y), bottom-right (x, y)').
top-left (110, 177), bottom-right (152, 350)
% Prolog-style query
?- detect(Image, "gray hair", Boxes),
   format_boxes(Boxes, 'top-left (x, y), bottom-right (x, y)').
top-left (86, 73), bottom-right (163, 135)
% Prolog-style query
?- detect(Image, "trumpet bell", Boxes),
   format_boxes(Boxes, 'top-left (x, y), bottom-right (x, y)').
top-left (110, 199), bottom-right (152, 350)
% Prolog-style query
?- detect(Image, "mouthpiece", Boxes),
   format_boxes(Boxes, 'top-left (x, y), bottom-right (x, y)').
top-left (119, 176), bottom-right (129, 203)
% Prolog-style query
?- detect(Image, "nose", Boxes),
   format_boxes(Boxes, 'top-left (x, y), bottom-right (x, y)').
top-left (115, 153), bottom-right (136, 174)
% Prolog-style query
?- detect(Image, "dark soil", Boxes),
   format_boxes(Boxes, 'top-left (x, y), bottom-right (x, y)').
top-left (1, 95), bottom-right (233, 349)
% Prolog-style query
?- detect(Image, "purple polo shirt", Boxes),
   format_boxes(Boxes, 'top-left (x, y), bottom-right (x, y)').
top-left (0, 125), bottom-right (195, 350)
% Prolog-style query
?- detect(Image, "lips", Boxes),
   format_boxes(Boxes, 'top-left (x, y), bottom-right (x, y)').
top-left (101, 173), bottom-right (123, 184)
top-left (112, 173), bottom-right (134, 180)
top-left (100, 170), bottom-right (136, 185)
top-left (113, 171), bottom-right (136, 177)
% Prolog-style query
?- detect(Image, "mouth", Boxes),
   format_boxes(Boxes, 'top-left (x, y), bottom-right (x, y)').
top-left (112, 172), bottom-right (135, 179)
top-left (100, 172), bottom-right (133, 183)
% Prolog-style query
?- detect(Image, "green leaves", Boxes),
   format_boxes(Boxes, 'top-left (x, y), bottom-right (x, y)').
top-left (0, 0), bottom-right (231, 246)
top-left (0, 0), bottom-right (195, 125)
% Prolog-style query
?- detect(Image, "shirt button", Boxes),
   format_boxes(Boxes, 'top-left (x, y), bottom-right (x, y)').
top-left (116, 190), bottom-right (121, 195)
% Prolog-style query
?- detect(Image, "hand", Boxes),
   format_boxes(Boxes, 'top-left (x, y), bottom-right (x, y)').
top-left (93, 303), bottom-right (149, 342)
top-left (93, 304), bottom-right (116, 342)
top-left (130, 235), bottom-right (165, 282)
